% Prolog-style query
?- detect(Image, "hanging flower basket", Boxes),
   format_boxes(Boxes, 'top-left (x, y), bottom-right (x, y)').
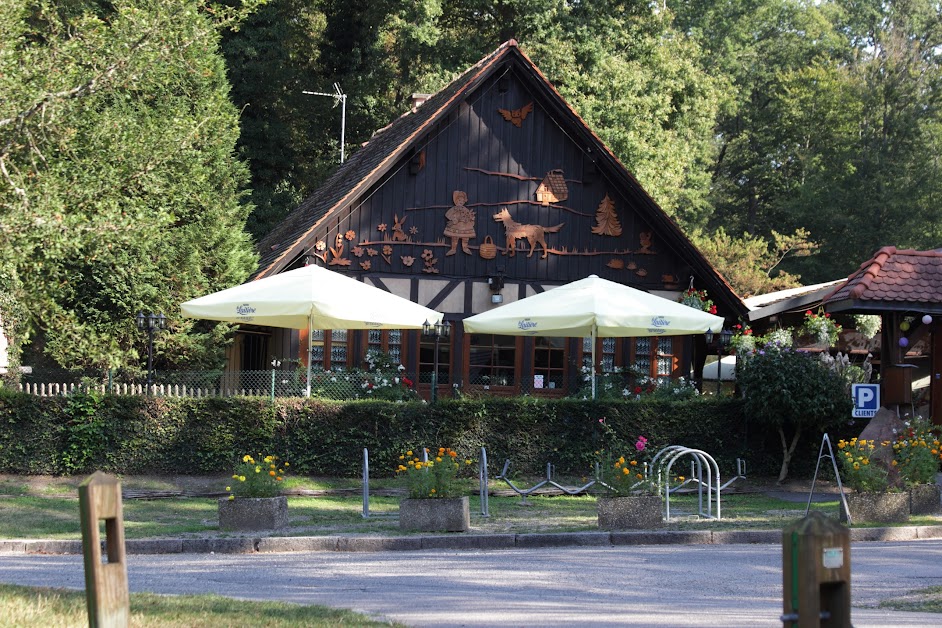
top-left (679, 288), bottom-right (717, 314)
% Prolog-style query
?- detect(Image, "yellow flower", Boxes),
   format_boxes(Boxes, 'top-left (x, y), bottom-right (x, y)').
top-left (629, 460), bottom-right (638, 466)
top-left (225, 486), bottom-right (231, 492)
top-left (429, 488), bottom-right (436, 494)
top-left (622, 467), bottom-right (630, 475)
top-left (414, 462), bottom-right (423, 470)
top-left (228, 494), bottom-right (235, 501)
top-left (636, 473), bottom-right (643, 480)
top-left (678, 476), bottom-right (685, 482)
top-left (255, 466), bottom-right (261, 473)
top-left (406, 450), bottom-right (413, 457)
top-left (284, 462), bottom-right (289, 467)
top-left (853, 462), bottom-right (860, 470)
top-left (862, 458), bottom-right (869, 465)
top-left (238, 475), bottom-right (246, 482)
top-left (837, 440), bottom-right (846, 449)
top-left (276, 476), bottom-right (282, 481)
top-left (243, 455), bottom-right (252, 463)
top-left (269, 470), bottom-right (276, 477)
top-left (891, 460), bottom-right (898, 466)
top-left (618, 456), bottom-right (626, 465)
top-left (465, 459), bottom-right (472, 465)
top-left (436, 457), bottom-right (443, 462)
top-left (399, 455), bottom-right (404, 460)
top-left (232, 474), bottom-right (239, 480)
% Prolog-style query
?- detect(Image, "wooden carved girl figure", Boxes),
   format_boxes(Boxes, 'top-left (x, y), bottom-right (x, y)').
top-left (444, 190), bottom-right (475, 256)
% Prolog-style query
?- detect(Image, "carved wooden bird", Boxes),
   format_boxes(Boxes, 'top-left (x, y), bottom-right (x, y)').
top-left (497, 102), bottom-right (534, 127)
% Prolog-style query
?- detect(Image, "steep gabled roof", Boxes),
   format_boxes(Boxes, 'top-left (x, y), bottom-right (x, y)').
top-left (253, 41), bottom-right (747, 318)
top-left (821, 246), bottom-right (942, 314)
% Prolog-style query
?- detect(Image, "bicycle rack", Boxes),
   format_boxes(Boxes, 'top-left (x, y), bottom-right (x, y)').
top-left (496, 460), bottom-right (599, 505)
top-left (650, 445), bottom-right (747, 521)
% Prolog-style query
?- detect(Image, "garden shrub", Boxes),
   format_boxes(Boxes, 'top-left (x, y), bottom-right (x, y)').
top-left (0, 390), bottom-right (806, 478)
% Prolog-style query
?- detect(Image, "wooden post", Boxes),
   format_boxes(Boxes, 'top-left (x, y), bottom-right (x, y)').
top-left (79, 472), bottom-right (129, 628)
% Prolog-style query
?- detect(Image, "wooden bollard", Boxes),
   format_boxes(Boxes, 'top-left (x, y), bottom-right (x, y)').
top-left (79, 472), bottom-right (129, 628)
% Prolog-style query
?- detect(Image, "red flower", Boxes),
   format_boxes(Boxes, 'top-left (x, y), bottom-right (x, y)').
top-left (744, 328), bottom-right (753, 335)
top-left (805, 310), bottom-right (812, 316)
top-left (633, 386), bottom-right (643, 395)
top-left (734, 324), bottom-right (742, 330)
top-left (824, 312), bottom-right (830, 318)
top-left (402, 377), bottom-right (414, 388)
top-left (709, 305), bottom-right (717, 314)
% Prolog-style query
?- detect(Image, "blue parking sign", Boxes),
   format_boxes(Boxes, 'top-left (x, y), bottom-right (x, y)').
top-left (851, 384), bottom-right (880, 418)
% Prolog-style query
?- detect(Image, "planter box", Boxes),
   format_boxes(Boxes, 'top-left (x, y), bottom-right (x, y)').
top-left (597, 495), bottom-right (663, 530)
top-left (909, 484), bottom-right (942, 515)
top-left (840, 492), bottom-right (909, 524)
top-left (400, 496), bottom-right (470, 532)
top-left (218, 496), bottom-right (288, 531)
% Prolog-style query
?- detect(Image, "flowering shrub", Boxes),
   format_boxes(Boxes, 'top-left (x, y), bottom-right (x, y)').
top-left (597, 435), bottom-right (657, 495)
top-left (758, 327), bottom-right (793, 348)
top-left (836, 438), bottom-right (889, 493)
top-left (226, 453), bottom-right (289, 499)
top-left (397, 447), bottom-right (474, 498)
top-left (625, 365), bottom-right (699, 400)
top-left (800, 309), bottom-right (842, 345)
top-left (680, 288), bottom-right (717, 314)
top-left (852, 314), bottom-right (881, 340)
top-left (892, 418), bottom-right (941, 487)
top-left (362, 350), bottom-right (421, 401)
top-left (729, 323), bottom-right (755, 353)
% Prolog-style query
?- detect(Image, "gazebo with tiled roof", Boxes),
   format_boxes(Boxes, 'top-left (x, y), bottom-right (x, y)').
top-left (820, 247), bottom-right (942, 423)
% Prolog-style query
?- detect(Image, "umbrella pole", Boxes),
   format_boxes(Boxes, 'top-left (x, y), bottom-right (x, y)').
top-left (306, 318), bottom-right (312, 398)
top-left (591, 325), bottom-right (598, 400)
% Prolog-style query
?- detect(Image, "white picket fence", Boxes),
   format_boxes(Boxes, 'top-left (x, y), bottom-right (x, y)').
top-left (16, 382), bottom-right (267, 398)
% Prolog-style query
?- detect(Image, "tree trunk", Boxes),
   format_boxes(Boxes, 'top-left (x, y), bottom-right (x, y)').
top-left (777, 426), bottom-right (803, 484)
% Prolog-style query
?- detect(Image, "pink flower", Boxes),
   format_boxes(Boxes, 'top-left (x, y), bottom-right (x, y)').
top-left (635, 436), bottom-right (648, 452)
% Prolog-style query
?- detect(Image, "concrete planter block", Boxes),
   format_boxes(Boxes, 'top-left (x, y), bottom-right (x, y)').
top-left (840, 492), bottom-right (909, 524)
top-left (218, 496), bottom-right (288, 531)
top-left (597, 495), bottom-right (663, 530)
top-left (399, 496), bottom-right (470, 532)
top-left (909, 484), bottom-right (942, 515)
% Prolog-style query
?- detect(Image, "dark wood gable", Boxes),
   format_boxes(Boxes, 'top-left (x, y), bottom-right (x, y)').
top-left (256, 42), bottom-right (743, 318)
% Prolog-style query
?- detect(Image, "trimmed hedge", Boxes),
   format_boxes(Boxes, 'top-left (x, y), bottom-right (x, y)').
top-left (0, 389), bottom-right (829, 478)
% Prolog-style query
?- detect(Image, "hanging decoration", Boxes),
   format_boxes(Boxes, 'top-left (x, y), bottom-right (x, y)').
top-left (923, 314), bottom-right (934, 325)
top-left (497, 102), bottom-right (534, 127)
top-left (492, 207), bottom-right (564, 259)
top-left (591, 194), bottom-right (622, 236)
top-left (535, 169), bottom-right (568, 205)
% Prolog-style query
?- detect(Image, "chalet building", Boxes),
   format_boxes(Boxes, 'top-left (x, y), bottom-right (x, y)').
top-left (238, 40), bottom-right (747, 398)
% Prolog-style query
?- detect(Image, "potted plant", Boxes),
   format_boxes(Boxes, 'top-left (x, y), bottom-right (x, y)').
top-left (596, 435), bottom-right (663, 529)
top-left (892, 418), bottom-right (942, 515)
top-left (397, 447), bottom-right (474, 532)
top-left (836, 438), bottom-right (908, 523)
top-left (219, 453), bottom-right (290, 531)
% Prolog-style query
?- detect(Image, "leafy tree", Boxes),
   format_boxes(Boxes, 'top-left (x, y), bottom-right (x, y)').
top-left (0, 0), bottom-right (260, 371)
top-left (690, 227), bottom-right (815, 297)
top-left (737, 343), bottom-right (852, 482)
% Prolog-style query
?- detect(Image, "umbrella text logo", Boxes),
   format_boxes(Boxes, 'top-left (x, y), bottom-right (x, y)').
top-left (236, 304), bottom-right (256, 320)
top-left (517, 319), bottom-right (538, 333)
top-left (646, 316), bottom-right (670, 334)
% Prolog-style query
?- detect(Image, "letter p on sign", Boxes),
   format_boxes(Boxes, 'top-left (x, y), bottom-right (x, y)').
top-left (852, 384), bottom-right (880, 418)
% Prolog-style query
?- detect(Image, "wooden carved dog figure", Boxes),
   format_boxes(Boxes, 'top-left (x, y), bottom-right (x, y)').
top-left (492, 207), bottom-right (564, 259)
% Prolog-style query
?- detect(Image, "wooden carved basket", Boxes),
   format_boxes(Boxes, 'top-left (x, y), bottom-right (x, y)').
top-left (479, 235), bottom-right (497, 259)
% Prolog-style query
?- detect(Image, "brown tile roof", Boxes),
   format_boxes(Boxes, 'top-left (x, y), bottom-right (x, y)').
top-left (821, 246), bottom-right (942, 313)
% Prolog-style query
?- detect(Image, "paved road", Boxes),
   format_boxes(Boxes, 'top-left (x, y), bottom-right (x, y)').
top-left (2, 541), bottom-right (941, 626)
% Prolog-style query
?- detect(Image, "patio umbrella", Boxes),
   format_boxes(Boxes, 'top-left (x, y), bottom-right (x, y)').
top-left (181, 264), bottom-right (443, 396)
top-left (462, 274), bottom-right (723, 398)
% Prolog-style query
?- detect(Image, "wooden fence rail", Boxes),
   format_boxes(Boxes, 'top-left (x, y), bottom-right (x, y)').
top-left (16, 382), bottom-right (266, 398)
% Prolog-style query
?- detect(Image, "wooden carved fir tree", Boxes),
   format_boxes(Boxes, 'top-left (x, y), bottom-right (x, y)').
top-left (591, 194), bottom-right (622, 236)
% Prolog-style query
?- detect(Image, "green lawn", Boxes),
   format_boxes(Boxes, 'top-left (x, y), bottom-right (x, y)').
top-left (0, 583), bottom-right (404, 627)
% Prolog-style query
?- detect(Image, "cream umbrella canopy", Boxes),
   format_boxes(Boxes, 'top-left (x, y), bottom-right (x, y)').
top-left (462, 275), bottom-right (724, 398)
top-left (181, 264), bottom-right (443, 396)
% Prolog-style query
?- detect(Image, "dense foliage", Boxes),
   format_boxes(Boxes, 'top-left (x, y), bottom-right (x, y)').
top-left (0, 390), bottom-right (783, 478)
top-left (1, 0), bottom-right (260, 372)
